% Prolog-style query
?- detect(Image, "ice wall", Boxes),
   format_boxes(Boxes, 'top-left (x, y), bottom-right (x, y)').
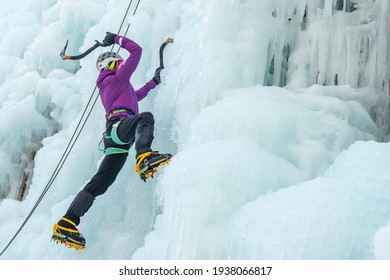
top-left (133, 86), bottom-right (378, 259)
top-left (134, 140), bottom-right (390, 259)
top-left (264, 0), bottom-right (390, 136)
top-left (0, 0), bottom-right (389, 260)
top-left (0, 0), bottom-right (105, 199)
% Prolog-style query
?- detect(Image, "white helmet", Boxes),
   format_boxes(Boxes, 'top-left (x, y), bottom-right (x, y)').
top-left (96, 51), bottom-right (123, 71)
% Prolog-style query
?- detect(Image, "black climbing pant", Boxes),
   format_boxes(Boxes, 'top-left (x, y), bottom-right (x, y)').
top-left (64, 112), bottom-right (154, 225)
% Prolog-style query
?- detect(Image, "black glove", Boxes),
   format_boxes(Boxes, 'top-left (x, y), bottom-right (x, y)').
top-left (153, 67), bottom-right (162, 85)
top-left (102, 32), bottom-right (116, 46)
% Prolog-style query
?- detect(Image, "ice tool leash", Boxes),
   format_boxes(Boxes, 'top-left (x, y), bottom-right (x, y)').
top-left (0, 0), bottom-right (141, 257)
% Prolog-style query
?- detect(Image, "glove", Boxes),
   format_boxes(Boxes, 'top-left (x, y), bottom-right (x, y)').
top-left (152, 67), bottom-right (162, 85)
top-left (102, 32), bottom-right (116, 46)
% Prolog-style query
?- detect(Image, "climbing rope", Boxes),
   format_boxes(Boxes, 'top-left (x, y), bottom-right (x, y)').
top-left (0, 0), bottom-right (142, 257)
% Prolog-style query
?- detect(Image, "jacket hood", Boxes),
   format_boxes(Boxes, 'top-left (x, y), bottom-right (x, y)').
top-left (96, 70), bottom-right (116, 88)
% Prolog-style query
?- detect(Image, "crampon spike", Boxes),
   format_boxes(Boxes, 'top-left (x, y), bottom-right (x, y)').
top-left (52, 237), bottom-right (85, 250)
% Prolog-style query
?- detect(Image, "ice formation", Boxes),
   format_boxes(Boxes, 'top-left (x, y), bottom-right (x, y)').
top-left (0, 0), bottom-right (389, 259)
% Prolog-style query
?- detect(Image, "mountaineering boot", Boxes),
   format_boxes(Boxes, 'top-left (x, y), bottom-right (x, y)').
top-left (52, 217), bottom-right (86, 250)
top-left (135, 151), bottom-right (172, 181)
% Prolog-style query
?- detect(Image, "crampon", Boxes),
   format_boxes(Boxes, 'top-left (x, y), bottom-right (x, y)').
top-left (52, 218), bottom-right (86, 250)
top-left (135, 151), bottom-right (172, 181)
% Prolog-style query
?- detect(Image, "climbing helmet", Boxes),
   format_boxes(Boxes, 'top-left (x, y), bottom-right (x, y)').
top-left (96, 52), bottom-right (123, 71)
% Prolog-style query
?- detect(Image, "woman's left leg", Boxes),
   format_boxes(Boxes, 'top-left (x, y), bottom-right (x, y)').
top-left (63, 153), bottom-right (128, 225)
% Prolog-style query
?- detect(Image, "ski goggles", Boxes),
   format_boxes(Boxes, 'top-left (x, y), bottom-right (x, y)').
top-left (108, 59), bottom-right (123, 70)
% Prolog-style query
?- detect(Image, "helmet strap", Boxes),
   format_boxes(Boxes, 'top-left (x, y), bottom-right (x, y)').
top-left (108, 60), bottom-right (117, 70)
top-left (107, 59), bottom-right (123, 70)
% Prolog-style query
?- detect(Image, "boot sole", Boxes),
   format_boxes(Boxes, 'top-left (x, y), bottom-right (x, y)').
top-left (136, 154), bottom-right (172, 175)
top-left (52, 235), bottom-right (85, 250)
top-left (138, 155), bottom-right (172, 181)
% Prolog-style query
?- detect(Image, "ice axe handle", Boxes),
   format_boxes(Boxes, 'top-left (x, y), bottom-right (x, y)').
top-left (159, 38), bottom-right (173, 69)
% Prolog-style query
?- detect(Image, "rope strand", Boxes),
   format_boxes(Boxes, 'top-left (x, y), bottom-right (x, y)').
top-left (116, 0), bottom-right (141, 54)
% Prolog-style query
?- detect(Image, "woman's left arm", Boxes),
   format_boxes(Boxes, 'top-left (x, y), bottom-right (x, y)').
top-left (135, 79), bottom-right (158, 101)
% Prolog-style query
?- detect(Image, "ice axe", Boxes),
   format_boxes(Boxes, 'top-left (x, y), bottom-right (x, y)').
top-left (60, 37), bottom-right (174, 66)
top-left (60, 40), bottom-right (105, 60)
top-left (158, 38), bottom-right (174, 69)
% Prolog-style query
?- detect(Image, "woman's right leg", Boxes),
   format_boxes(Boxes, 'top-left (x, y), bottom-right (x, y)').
top-left (116, 112), bottom-right (155, 157)
top-left (116, 113), bottom-right (171, 180)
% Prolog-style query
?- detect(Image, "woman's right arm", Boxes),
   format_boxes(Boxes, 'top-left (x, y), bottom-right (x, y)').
top-left (115, 35), bottom-right (142, 81)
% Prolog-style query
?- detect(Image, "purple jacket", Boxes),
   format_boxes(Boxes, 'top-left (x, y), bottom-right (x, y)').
top-left (96, 35), bottom-right (157, 122)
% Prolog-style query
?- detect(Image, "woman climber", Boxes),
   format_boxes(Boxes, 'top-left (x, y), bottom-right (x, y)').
top-left (52, 32), bottom-right (172, 249)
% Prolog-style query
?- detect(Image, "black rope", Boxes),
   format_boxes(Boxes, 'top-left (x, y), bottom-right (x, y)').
top-left (0, 0), bottom-right (141, 257)
top-left (116, 0), bottom-right (141, 54)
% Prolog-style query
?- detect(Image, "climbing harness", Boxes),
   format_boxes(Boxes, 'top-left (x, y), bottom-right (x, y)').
top-left (106, 108), bottom-right (133, 120)
top-left (109, 121), bottom-right (132, 145)
top-left (0, 0), bottom-right (142, 257)
top-left (99, 108), bottom-right (135, 155)
top-left (100, 120), bottom-right (135, 156)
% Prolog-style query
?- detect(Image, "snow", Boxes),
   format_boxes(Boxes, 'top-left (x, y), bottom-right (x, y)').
top-left (0, 0), bottom-right (389, 260)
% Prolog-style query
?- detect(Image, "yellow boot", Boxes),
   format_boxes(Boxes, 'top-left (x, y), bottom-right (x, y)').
top-left (134, 151), bottom-right (172, 181)
top-left (52, 217), bottom-right (85, 250)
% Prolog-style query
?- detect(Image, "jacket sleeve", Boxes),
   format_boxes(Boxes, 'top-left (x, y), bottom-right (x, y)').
top-left (114, 35), bottom-right (142, 81)
top-left (135, 79), bottom-right (158, 101)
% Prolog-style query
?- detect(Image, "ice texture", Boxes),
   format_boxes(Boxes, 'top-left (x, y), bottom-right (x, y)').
top-left (0, 0), bottom-right (389, 259)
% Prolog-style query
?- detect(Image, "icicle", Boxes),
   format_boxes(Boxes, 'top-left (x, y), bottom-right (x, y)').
top-left (301, 4), bottom-right (308, 30)
top-left (324, 0), bottom-right (333, 16)
top-left (345, 0), bottom-right (357, 13)
top-left (335, 0), bottom-right (344, 11)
